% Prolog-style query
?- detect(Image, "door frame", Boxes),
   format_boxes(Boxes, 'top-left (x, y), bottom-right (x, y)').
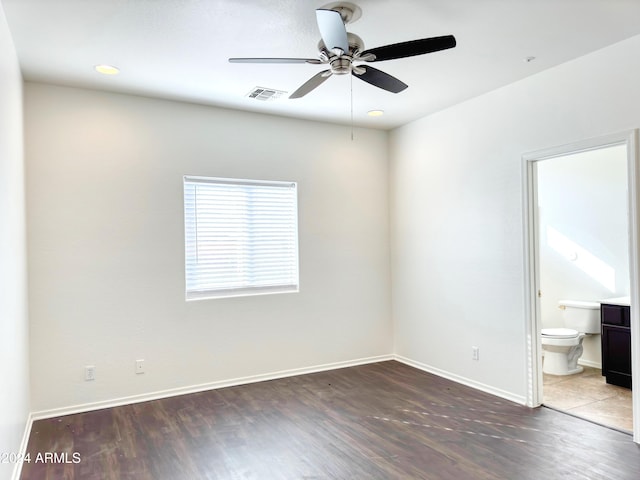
top-left (522, 129), bottom-right (640, 443)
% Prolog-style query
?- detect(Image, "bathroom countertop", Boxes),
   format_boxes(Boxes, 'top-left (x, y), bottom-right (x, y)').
top-left (600, 296), bottom-right (631, 306)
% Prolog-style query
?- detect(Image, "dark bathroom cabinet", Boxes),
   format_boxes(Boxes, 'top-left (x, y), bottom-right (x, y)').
top-left (601, 303), bottom-right (632, 389)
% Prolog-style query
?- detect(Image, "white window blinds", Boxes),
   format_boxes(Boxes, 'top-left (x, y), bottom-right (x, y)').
top-left (184, 176), bottom-right (299, 300)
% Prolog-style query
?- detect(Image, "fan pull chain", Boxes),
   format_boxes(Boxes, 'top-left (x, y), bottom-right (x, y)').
top-left (350, 73), bottom-right (354, 141)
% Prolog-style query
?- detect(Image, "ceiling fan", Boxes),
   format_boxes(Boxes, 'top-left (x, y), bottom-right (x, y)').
top-left (229, 2), bottom-right (456, 99)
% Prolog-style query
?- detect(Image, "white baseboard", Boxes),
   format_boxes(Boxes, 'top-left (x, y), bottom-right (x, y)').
top-left (393, 355), bottom-right (527, 406)
top-left (30, 354), bottom-right (394, 421)
top-left (578, 358), bottom-right (602, 369)
top-left (11, 413), bottom-right (34, 480)
top-left (18, 353), bottom-right (533, 474)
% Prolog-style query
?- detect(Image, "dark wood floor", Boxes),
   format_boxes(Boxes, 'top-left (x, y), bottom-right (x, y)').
top-left (21, 361), bottom-right (640, 479)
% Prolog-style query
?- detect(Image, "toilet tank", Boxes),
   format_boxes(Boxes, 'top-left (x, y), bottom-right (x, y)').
top-left (559, 300), bottom-right (601, 333)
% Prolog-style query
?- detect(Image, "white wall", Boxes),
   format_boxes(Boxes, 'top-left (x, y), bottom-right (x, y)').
top-left (390, 35), bottom-right (640, 402)
top-left (0, 4), bottom-right (29, 480)
top-left (538, 145), bottom-right (629, 367)
top-left (25, 83), bottom-right (391, 413)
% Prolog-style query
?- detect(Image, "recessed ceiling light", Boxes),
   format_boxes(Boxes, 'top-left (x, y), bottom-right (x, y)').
top-left (94, 64), bottom-right (120, 75)
top-left (367, 110), bottom-right (384, 117)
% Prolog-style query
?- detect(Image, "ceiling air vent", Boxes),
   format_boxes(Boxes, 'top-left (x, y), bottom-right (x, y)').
top-left (246, 87), bottom-right (286, 101)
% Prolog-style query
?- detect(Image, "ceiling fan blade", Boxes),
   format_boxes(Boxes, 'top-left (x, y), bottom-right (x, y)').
top-left (316, 9), bottom-right (349, 53)
top-left (229, 57), bottom-right (322, 64)
top-left (353, 66), bottom-right (408, 93)
top-left (361, 35), bottom-right (456, 62)
top-left (289, 70), bottom-right (332, 99)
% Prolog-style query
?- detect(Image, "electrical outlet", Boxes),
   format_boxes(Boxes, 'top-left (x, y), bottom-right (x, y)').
top-left (135, 359), bottom-right (145, 375)
top-left (472, 346), bottom-right (480, 361)
top-left (85, 365), bottom-right (96, 381)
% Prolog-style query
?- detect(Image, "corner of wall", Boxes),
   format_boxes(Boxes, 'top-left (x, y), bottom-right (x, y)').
top-left (0, 4), bottom-right (30, 480)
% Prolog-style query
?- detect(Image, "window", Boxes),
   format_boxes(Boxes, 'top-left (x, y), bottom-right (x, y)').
top-left (183, 176), bottom-right (299, 300)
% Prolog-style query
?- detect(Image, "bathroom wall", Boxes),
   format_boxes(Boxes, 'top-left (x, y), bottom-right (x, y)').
top-left (537, 145), bottom-right (629, 368)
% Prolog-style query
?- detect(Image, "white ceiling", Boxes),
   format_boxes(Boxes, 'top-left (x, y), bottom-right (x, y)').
top-left (3, 0), bottom-right (640, 130)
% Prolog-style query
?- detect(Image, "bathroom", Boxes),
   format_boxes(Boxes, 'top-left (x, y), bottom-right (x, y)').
top-left (536, 143), bottom-right (633, 432)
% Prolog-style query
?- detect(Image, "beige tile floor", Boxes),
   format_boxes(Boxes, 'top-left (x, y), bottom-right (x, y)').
top-left (543, 366), bottom-right (633, 432)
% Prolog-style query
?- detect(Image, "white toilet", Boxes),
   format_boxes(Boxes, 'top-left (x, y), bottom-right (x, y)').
top-left (541, 300), bottom-right (600, 375)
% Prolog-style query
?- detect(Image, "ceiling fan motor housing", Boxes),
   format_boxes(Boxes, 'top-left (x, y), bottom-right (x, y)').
top-left (330, 56), bottom-right (351, 74)
top-left (318, 32), bottom-right (365, 74)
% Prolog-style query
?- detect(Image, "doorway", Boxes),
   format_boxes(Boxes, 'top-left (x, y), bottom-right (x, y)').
top-left (523, 130), bottom-right (640, 443)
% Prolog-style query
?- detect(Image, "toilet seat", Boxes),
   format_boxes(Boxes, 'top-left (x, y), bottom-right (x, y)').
top-left (541, 328), bottom-right (579, 339)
